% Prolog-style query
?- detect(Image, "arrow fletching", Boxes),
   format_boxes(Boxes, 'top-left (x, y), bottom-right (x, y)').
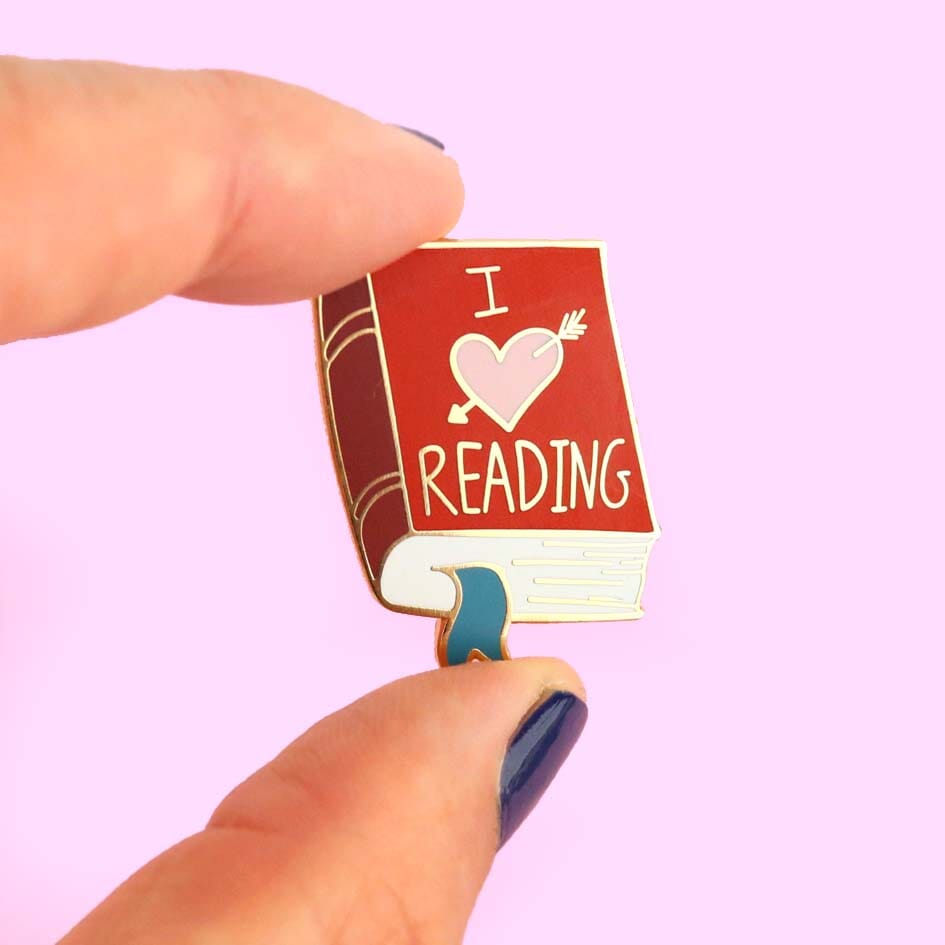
top-left (558, 308), bottom-right (588, 341)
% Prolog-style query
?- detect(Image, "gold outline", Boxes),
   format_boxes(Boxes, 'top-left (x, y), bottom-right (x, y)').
top-left (314, 294), bottom-right (395, 594)
top-left (314, 239), bottom-right (660, 627)
top-left (511, 558), bottom-right (640, 567)
top-left (355, 483), bottom-right (404, 581)
top-left (419, 240), bottom-right (610, 250)
top-left (533, 577), bottom-right (624, 587)
top-left (597, 240), bottom-right (661, 617)
top-left (434, 562), bottom-right (512, 667)
top-left (326, 327), bottom-right (376, 368)
top-left (369, 529), bottom-right (656, 621)
top-left (374, 529), bottom-right (652, 623)
top-left (384, 527), bottom-right (656, 538)
top-left (448, 327), bottom-right (563, 432)
top-left (527, 594), bottom-right (626, 608)
top-left (351, 471), bottom-right (402, 520)
top-left (368, 273), bottom-right (413, 532)
top-left (357, 482), bottom-right (404, 523)
top-left (315, 295), bottom-right (352, 504)
top-left (323, 306), bottom-right (373, 354)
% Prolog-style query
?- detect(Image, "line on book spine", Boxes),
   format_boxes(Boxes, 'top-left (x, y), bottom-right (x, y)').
top-left (322, 306), bottom-right (373, 355)
top-left (325, 327), bottom-right (377, 368)
top-left (367, 271), bottom-right (413, 534)
top-left (356, 483), bottom-right (406, 579)
top-left (315, 295), bottom-right (353, 504)
top-left (352, 471), bottom-right (402, 520)
top-left (356, 483), bottom-right (404, 526)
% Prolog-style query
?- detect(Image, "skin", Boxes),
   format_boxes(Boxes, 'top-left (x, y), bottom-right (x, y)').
top-left (1, 57), bottom-right (586, 944)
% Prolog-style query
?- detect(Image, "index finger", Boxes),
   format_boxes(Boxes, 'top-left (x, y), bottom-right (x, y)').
top-left (0, 57), bottom-right (464, 343)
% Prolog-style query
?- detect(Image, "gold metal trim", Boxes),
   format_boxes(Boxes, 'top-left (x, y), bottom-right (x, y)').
top-left (368, 272), bottom-right (413, 532)
top-left (355, 483), bottom-right (405, 580)
top-left (351, 471), bottom-right (402, 521)
top-left (322, 306), bottom-right (373, 352)
top-left (434, 562), bottom-right (512, 667)
top-left (314, 239), bottom-right (660, 637)
top-left (315, 295), bottom-right (353, 504)
top-left (325, 327), bottom-right (376, 368)
top-left (527, 594), bottom-right (625, 608)
top-left (533, 577), bottom-right (624, 587)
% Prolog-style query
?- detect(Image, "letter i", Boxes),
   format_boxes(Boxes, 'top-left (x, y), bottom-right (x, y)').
top-left (465, 266), bottom-right (509, 319)
top-left (549, 439), bottom-right (569, 513)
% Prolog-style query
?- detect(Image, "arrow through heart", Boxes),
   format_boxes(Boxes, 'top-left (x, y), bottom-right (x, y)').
top-left (448, 309), bottom-right (587, 432)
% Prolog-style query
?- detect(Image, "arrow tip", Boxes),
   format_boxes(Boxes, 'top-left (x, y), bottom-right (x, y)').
top-left (448, 403), bottom-right (470, 424)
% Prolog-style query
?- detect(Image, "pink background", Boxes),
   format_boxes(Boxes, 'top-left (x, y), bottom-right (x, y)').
top-left (2, 3), bottom-right (943, 942)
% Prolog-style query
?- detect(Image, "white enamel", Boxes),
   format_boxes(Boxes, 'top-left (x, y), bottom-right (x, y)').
top-left (379, 532), bottom-right (656, 621)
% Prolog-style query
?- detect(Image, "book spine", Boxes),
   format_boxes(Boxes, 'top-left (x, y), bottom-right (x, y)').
top-left (315, 278), bottom-right (410, 589)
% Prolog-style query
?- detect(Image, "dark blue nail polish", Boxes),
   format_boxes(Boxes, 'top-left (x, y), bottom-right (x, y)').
top-left (499, 691), bottom-right (588, 847)
top-left (396, 126), bottom-right (445, 150)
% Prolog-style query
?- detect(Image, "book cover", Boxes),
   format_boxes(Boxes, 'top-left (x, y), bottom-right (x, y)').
top-left (315, 240), bottom-right (658, 632)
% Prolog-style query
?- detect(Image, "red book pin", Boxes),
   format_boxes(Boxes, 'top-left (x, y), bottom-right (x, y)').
top-left (314, 240), bottom-right (659, 665)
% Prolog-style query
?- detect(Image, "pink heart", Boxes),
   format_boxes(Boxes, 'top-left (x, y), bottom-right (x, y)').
top-left (451, 329), bottom-right (563, 432)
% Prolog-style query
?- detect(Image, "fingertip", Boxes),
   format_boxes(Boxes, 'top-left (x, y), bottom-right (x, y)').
top-left (64, 656), bottom-right (589, 945)
top-left (378, 122), bottom-right (466, 248)
top-left (477, 655), bottom-right (587, 705)
top-left (0, 59), bottom-right (467, 338)
top-left (444, 658), bottom-right (587, 849)
top-left (436, 150), bottom-right (465, 234)
top-left (179, 98), bottom-right (466, 304)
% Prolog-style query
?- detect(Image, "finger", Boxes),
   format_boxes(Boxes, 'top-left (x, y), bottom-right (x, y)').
top-left (59, 659), bottom-right (587, 945)
top-left (0, 57), bottom-right (463, 343)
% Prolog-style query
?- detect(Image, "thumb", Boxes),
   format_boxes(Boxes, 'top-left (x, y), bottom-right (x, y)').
top-left (59, 658), bottom-right (587, 945)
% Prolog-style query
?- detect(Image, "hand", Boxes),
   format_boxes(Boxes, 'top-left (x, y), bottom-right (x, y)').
top-left (1, 57), bottom-right (588, 944)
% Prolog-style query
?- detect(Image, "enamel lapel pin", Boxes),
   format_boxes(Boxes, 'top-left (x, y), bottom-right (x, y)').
top-left (314, 240), bottom-right (658, 665)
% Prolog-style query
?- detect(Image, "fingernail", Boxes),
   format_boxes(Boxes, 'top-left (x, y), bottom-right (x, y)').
top-left (395, 126), bottom-right (445, 150)
top-left (499, 690), bottom-right (588, 847)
